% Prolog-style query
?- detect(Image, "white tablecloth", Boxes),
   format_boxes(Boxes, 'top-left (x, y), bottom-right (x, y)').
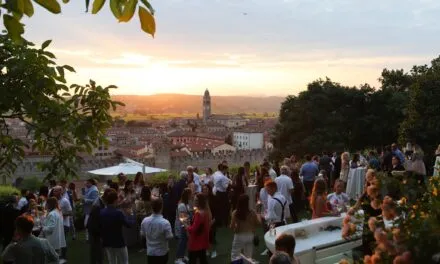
top-left (246, 185), bottom-right (258, 210)
top-left (346, 167), bottom-right (366, 200)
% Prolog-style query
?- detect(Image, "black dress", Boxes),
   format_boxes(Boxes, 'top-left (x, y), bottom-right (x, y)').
top-left (359, 193), bottom-right (382, 255)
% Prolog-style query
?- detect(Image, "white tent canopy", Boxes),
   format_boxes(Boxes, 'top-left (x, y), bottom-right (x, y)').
top-left (88, 159), bottom-right (166, 176)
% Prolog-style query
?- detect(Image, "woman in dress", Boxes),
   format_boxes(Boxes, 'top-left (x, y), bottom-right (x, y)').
top-left (350, 153), bottom-right (360, 169)
top-left (41, 197), bottom-right (66, 258)
top-left (347, 169), bottom-right (382, 256)
top-left (231, 167), bottom-right (248, 211)
top-left (202, 184), bottom-right (217, 258)
top-left (175, 188), bottom-right (193, 264)
top-left (230, 194), bottom-right (260, 261)
top-left (187, 173), bottom-right (196, 195)
top-left (135, 186), bottom-right (152, 252)
top-left (186, 193), bottom-right (211, 264)
top-left (133, 172), bottom-right (145, 196)
top-left (310, 179), bottom-right (335, 219)
top-left (340, 152), bottom-right (350, 183)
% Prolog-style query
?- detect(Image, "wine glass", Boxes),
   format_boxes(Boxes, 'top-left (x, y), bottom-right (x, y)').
top-left (179, 212), bottom-right (188, 224)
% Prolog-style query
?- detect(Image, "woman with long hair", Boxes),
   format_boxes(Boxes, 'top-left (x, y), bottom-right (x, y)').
top-left (41, 197), bottom-right (66, 258)
top-left (291, 169), bottom-right (306, 218)
top-left (230, 194), bottom-right (260, 261)
top-left (187, 173), bottom-right (196, 195)
top-left (231, 167), bottom-right (248, 211)
top-left (310, 179), bottom-right (334, 219)
top-left (120, 180), bottom-right (136, 210)
top-left (202, 184), bottom-right (217, 258)
top-left (186, 193), bottom-right (211, 264)
top-left (340, 152), bottom-right (350, 183)
top-left (135, 186), bottom-right (152, 252)
top-left (133, 172), bottom-right (145, 195)
top-left (175, 188), bottom-right (193, 264)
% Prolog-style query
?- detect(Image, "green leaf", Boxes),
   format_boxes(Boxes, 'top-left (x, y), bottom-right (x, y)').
top-left (62, 0), bottom-right (69, 3)
top-left (23, 0), bottom-right (34, 17)
top-left (109, 0), bottom-right (121, 18)
top-left (41, 39), bottom-right (52, 50)
top-left (140, 0), bottom-right (154, 15)
top-left (91, 0), bottom-right (105, 14)
top-left (63, 65), bottom-right (76, 72)
top-left (17, 0), bottom-right (25, 13)
top-left (34, 0), bottom-right (61, 14)
top-left (119, 0), bottom-right (137, 22)
top-left (56, 66), bottom-right (65, 78)
top-left (138, 6), bottom-right (155, 37)
top-left (3, 14), bottom-right (24, 43)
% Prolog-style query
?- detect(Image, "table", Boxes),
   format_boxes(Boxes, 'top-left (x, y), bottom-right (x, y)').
top-left (245, 185), bottom-right (258, 210)
top-left (264, 216), bottom-right (362, 264)
top-left (346, 167), bottom-right (366, 200)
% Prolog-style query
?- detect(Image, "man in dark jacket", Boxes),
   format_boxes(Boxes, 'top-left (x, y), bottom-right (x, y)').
top-left (87, 188), bottom-right (111, 264)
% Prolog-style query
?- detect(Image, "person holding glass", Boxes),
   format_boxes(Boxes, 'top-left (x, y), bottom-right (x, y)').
top-left (174, 188), bottom-right (193, 264)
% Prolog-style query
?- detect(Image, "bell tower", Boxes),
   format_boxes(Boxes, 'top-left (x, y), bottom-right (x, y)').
top-left (203, 89), bottom-right (211, 123)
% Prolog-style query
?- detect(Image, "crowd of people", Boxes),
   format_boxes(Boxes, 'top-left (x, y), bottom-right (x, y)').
top-left (0, 142), bottom-right (435, 264)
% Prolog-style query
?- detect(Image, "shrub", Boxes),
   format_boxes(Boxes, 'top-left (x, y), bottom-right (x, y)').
top-left (343, 173), bottom-right (440, 263)
top-left (146, 171), bottom-right (178, 186)
top-left (0, 185), bottom-right (20, 200)
top-left (20, 176), bottom-right (43, 192)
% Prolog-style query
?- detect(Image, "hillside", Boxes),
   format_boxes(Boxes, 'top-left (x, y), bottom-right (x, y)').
top-left (112, 94), bottom-right (285, 114)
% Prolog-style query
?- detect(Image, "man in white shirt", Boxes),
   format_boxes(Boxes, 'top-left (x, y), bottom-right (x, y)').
top-left (52, 186), bottom-right (72, 262)
top-left (187, 166), bottom-right (201, 193)
top-left (264, 181), bottom-right (287, 227)
top-left (17, 189), bottom-right (29, 211)
top-left (275, 166), bottom-right (296, 222)
top-left (140, 198), bottom-right (174, 264)
top-left (213, 163), bottom-right (231, 227)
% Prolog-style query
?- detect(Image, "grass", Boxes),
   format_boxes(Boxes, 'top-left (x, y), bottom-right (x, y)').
top-left (67, 227), bottom-right (270, 264)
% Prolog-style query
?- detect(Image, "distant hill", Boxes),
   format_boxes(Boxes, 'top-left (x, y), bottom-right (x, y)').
top-left (112, 94), bottom-right (285, 114)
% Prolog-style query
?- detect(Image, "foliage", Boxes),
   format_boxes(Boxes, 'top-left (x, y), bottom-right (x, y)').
top-left (272, 56), bottom-right (440, 161)
top-left (0, 0), bottom-right (156, 43)
top-left (343, 173), bottom-right (440, 264)
top-left (20, 176), bottom-right (43, 192)
top-left (398, 57), bottom-right (440, 164)
top-left (146, 171), bottom-right (178, 186)
top-left (271, 77), bottom-right (407, 159)
top-left (0, 34), bottom-right (124, 180)
top-left (0, 185), bottom-right (20, 199)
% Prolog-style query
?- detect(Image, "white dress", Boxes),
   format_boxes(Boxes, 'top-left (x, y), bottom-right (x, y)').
top-left (434, 156), bottom-right (440, 177)
top-left (42, 209), bottom-right (66, 250)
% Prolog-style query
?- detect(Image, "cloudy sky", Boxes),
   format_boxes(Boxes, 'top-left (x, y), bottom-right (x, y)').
top-left (17, 0), bottom-right (440, 96)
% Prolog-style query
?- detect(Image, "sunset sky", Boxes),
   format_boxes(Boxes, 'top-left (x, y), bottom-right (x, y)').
top-left (18, 0), bottom-right (440, 96)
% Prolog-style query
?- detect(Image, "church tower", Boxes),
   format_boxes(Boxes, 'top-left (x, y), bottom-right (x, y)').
top-left (203, 89), bottom-right (211, 123)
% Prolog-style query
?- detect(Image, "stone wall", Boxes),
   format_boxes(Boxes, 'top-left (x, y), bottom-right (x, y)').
top-left (167, 149), bottom-right (268, 171)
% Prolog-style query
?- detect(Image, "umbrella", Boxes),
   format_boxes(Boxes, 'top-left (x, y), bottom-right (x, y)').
top-left (88, 162), bottom-right (166, 176)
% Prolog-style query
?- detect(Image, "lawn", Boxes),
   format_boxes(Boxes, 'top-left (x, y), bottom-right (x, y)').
top-left (67, 227), bottom-right (270, 264)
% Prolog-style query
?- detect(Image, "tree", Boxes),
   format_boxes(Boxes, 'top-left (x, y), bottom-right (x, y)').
top-left (271, 76), bottom-right (408, 159)
top-left (0, 34), bottom-right (123, 180)
top-left (1, 0), bottom-right (156, 43)
top-left (399, 56), bottom-right (440, 167)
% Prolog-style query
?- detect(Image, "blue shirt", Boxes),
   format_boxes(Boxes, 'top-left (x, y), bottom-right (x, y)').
top-left (99, 206), bottom-right (135, 248)
top-left (140, 214), bottom-right (174, 256)
top-left (369, 158), bottom-right (380, 170)
top-left (393, 149), bottom-right (405, 164)
top-left (300, 161), bottom-right (319, 182)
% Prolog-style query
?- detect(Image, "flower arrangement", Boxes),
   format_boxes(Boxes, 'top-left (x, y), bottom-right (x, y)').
top-left (342, 172), bottom-right (440, 263)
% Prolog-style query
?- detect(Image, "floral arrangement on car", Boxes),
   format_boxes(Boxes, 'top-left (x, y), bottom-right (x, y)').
top-left (342, 173), bottom-right (440, 264)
